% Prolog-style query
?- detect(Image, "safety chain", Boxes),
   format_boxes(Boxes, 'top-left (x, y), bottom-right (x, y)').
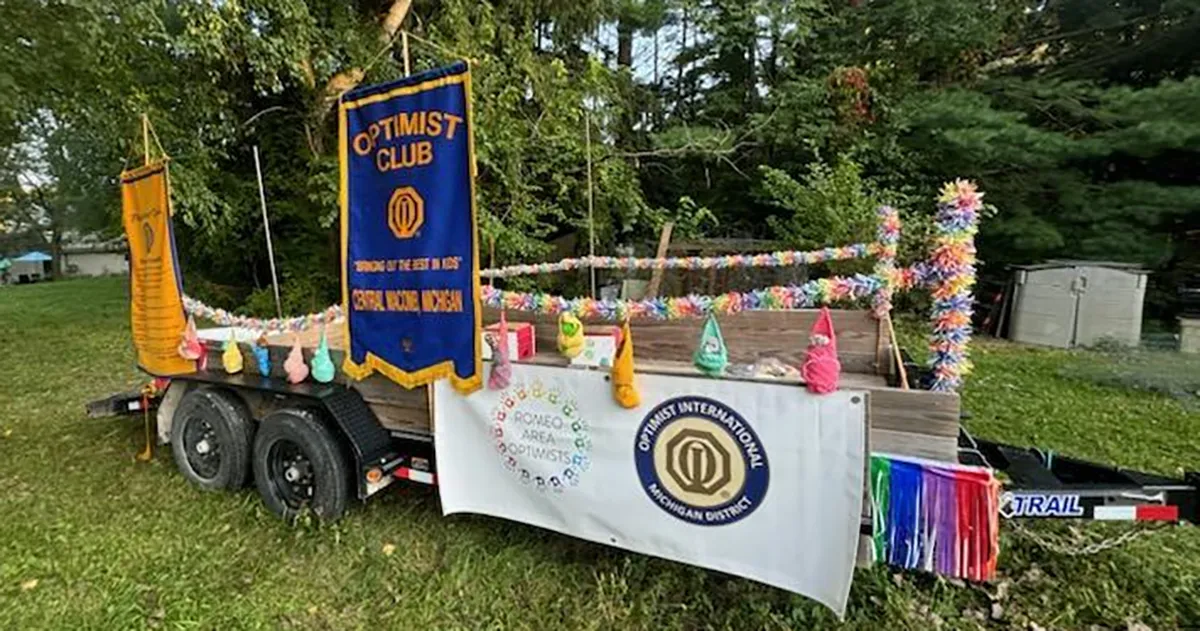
top-left (1007, 520), bottom-right (1170, 557)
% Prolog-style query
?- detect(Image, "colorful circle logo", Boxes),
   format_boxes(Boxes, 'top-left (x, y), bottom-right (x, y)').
top-left (634, 396), bottom-right (769, 526)
top-left (492, 379), bottom-right (590, 493)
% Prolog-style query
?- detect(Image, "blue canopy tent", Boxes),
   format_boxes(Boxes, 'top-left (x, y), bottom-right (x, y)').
top-left (10, 251), bottom-right (53, 282)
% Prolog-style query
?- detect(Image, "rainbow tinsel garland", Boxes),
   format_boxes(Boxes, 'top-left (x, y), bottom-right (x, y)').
top-left (179, 181), bottom-right (983, 392)
top-left (480, 275), bottom-right (883, 320)
top-left (926, 180), bottom-right (981, 392)
top-left (872, 205), bottom-right (901, 318)
top-left (870, 453), bottom-right (1000, 581)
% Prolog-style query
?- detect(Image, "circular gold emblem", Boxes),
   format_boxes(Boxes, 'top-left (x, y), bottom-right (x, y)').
top-left (387, 186), bottom-right (424, 239)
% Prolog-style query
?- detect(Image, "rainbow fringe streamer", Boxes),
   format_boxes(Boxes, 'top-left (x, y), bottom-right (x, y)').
top-left (926, 180), bottom-right (982, 392)
top-left (870, 453), bottom-right (1000, 581)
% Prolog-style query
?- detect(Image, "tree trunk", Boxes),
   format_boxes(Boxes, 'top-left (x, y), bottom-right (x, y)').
top-left (678, 5), bottom-right (689, 111)
top-left (617, 20), bottom-right (634, 69)
top-left (50, 223), bottom-right (63, 279)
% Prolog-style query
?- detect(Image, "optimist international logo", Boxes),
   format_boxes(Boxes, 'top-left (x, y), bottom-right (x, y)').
top-left (387, 186), bottom-right (424, 239)
top-left (635, 396), bottom-right (769, 526)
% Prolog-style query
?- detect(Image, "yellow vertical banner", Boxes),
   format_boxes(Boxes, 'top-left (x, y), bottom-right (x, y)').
top-left (121, 161), bottom-right (196, 376)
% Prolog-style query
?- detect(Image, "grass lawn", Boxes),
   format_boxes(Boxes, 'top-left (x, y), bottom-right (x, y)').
top-left (2, 276), bottom-right (1199, 630)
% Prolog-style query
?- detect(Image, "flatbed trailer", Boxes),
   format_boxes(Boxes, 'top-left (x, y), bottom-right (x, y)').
top-left (88, 310), bottom-right (1200, 529)
top-left (95, 308), bottom-right (947, 522)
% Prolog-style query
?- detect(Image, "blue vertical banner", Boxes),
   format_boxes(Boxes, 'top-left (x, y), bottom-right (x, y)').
top-left (340, 62), bottom-right (482, 394)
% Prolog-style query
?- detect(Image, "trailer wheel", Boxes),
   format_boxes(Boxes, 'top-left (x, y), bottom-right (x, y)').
top-left (252, 409), bottom-right (350, 522)
top-left (170, 388), bottom-right (254, 491)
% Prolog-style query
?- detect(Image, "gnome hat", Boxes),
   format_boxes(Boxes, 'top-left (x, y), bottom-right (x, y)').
top-left (178, 314), bottom-right (203, 361)
top-left (612, 318), bottom-right (640, 408)
top-left (252, 334), bottom-right (272, 377)
top-left (284, 333), bottom-right (309, 384)
top-left (488, 310), bottom-right (512, 390)
top-left (221, 330), bottom-right (244, 374)
top-left (310, 326), bottom-right (336, 383)
top-left (693, 313), bottom-right (729, 376)
top-left (800, 307), bottom-right (841, 394)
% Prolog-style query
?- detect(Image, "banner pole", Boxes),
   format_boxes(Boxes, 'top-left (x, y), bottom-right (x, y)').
top-left (141, 114), bottom-right (150, 166)
top-left (253, 146), bottom-right (284, 321)
top-left (402, 31), bottom-right (411, 77)
top-left (585, 109), bottom-right (597, 299)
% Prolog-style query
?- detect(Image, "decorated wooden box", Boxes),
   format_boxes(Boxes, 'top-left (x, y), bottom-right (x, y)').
top-left (481, 321), bottom-right (536, 361)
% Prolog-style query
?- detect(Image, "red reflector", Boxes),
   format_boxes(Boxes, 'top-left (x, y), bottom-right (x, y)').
top-left (1136, 505), bottom-right (1178, 521)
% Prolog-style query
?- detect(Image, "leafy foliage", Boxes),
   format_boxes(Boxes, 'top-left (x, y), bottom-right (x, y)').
top-left (1, 0), bottom-right (1198, 319)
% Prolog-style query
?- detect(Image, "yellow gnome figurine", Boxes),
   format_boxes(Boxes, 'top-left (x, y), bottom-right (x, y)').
top-left (221, 331), bottom-right (244, 374)
top-left (611, 319), bottom-right (640, 408)
top-left (557, 312), bottom-right (585, 359)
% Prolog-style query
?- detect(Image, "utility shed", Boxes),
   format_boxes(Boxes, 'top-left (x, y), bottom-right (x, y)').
top-left (1008, 261), bottom-right (1149, 349)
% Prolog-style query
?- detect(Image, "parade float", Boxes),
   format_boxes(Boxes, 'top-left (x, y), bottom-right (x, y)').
top-left (89, 61), bottom-right (1198, 618)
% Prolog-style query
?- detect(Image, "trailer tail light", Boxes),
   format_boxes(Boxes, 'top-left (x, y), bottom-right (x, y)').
top-left (1094, 504), bottom-right (1179, 522)
top-left (396, 467), bottom-right (436, 485)
top-left (365, 467), bottom-right (384, 484)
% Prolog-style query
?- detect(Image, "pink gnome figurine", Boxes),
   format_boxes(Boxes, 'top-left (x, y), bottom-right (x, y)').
top-left (284, 334), bottom-right (310, 384)
top-left (800, 307), bottom-right (841, 394)
top-left (177, 315), bottom-right (207, 370)
top-left (487, 311), bottom-right (513, 390)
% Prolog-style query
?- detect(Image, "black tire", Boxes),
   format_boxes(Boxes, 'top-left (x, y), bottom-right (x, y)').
top-left (170, 387), bottom-right (255, 491)
top-left (252, 409), bottom-right (350, 522)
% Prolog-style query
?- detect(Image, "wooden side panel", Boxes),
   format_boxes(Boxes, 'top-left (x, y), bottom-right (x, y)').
top-left (488, 308), bottom-right (884, 374)
top-left (871, 429), bottom-right (957, 462)
top-left (867, 389), bottom-right (959, 462)
top-left (351, 374), bottom-right (431, 433)
top-left (867, 389), bottom-right (959, 438)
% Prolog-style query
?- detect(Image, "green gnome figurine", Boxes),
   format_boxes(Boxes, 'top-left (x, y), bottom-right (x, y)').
top-left (693, 313), bottom-right (729, 376)
top-left (310, 327), bottom-right (336, 384)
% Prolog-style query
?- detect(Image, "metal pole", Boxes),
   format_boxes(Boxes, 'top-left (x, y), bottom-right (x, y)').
top-left (253, 146), bottom-right (284, 320)
top-left (585, 109), bottom-right (597, 298)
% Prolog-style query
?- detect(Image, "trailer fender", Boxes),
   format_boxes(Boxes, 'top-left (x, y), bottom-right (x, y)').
top-left (156, 381), bottom-right (194, 445)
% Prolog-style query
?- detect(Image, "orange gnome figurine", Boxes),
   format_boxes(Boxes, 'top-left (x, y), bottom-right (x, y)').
top-left (611, 319), bottom-right (640, 408)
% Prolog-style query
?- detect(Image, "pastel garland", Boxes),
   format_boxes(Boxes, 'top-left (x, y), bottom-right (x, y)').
top-left (480, 243), bottom-right (879, 279)
top-left (926, 180), bottom-right (981, 392)
top-left (181, 296), bottom-right (344, 334)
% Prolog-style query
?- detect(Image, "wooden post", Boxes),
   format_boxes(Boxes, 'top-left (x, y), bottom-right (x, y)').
top-left (489, 236), bottom-right (496, 288)
top-left (584, 109), bottom-right (597, 298)
top-left (885, 313), bottom-right (910, 390)
top-left (645, 222), bottom-right (674, 298)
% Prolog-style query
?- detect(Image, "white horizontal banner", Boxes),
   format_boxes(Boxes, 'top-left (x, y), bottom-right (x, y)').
top-left (434, 363), bottom-right (867, 616)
